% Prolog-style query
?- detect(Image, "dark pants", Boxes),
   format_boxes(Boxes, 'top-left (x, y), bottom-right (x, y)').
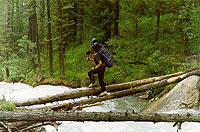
top-left (88, 66), bottom-right (106, 92)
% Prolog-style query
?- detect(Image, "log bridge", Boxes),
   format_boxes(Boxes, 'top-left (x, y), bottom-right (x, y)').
top-left (1, 67), bottom-right (200, 131)
top-left (0, 111), bottom-right (199, 122)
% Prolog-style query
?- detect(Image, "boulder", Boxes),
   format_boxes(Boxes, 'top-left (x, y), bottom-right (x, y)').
top-left (142, 75), bottom-right (200, 113)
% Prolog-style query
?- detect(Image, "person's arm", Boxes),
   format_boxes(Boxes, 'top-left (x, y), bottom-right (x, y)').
top-left (87, 57), bottom-right (95, 62)
top-left (92, 60), bottom-right (102, 70)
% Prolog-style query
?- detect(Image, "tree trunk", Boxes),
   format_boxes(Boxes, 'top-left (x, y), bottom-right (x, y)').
top-left (33, 0), bottom-right (42, 77)
top-left (114, 0), bottom-right (119, 36)
top-left (57, 0), bottom-right (65, 79)
top-left (5, 51), bottom-right (9, 80)
top-left (47, 0), bottom-right (53, 77)
top-left (72, 2), bottom-right (78, 43)
top-left (0, 111), bottom-right (200, 122)
top-left (79, 0), bottom-right (84, 44)
top-left (15, 67), bottom-right (200, 107)
top-left (155, 0), bottom-right (160, 41)
top-left (39, 0), bottom-right (45, 47)
top-left (135, 15), bottom-right (138, 39)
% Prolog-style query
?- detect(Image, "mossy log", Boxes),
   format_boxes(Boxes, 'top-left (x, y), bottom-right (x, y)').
top-left (0, 111), bottom-right (199, 122)
top-left (15, 68), bottom-right (200, 107)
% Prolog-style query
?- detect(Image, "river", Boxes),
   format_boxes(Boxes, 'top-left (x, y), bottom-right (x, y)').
top-left (0, 82), bottom-right (200, 132)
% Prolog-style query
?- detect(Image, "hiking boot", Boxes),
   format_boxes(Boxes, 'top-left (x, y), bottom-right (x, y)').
top-left (98, 91), bottom-right (108, 97)
top-left (89, 83), bottom-right (96, 88)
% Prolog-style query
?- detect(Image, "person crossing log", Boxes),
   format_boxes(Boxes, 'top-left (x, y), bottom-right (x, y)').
top-left (15, 67), bottom-right (200, 107)
top-left (35, 69), bottom-right (200, 111)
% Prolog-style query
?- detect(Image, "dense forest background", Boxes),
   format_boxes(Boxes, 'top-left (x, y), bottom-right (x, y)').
top-left (0, 0), bottom-right (200, 87)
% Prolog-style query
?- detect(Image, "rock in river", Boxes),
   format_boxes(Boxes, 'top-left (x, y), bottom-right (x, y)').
top-left (142, 75), bottom-right (200, 113)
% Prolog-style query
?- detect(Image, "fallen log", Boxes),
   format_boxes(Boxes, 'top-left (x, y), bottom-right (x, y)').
top-left (41, 69), bottom-right (200, 111)
top-left (15, 67), bottom-right (200, 107)
top-left (0, 111), bottom-right (199, 122)
top-left (107, 67), bottom-right (200, 92)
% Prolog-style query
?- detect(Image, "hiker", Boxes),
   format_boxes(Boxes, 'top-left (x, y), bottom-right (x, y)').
top-left (86, 38), bottom-right (113, 96)
top-left (86, 50), bottom-right (107, 96)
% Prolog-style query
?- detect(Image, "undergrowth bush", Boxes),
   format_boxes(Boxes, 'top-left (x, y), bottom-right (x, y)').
top-left (0, 97), bottom-right (15, 111)
top-left (147, 50), bottom-right (175, 75)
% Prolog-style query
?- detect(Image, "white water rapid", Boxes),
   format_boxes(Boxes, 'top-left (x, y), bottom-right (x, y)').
top-left (0, 82), bottom-right (200, 132)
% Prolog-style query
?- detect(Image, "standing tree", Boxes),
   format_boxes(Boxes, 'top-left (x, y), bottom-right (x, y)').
top-left (28, 0), bottom-right (42, 77)
top-left (155, 0), bottom-right (160, 41)
top-left (114, 0), bottom-right (119, 36)
top-left (57, 0), bottom-right (65, 79)
top-left (47, 0), bottom-right (54, 77)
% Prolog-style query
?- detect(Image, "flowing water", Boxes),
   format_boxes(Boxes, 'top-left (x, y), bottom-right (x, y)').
top-left (0, 82), bottom-right (200, 132)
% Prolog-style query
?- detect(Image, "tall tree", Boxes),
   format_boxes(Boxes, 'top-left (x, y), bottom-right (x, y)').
top-left (57, 0), bottom-right (65, 79)
top-left (114, 0), bottom-right (119, 36)
top-left (28, 0), bottom-right (42, 77)
top-left (34, 0), bottom-right (42, 77)
top-left (47, 0), bottom-right (53, 77)
top-left (155, 0), bottom-right (160, 41)
top-left (78, 0), bottom-right (85, 44)
top-left (87, 0), bottom-right (114, 43)
top-left (4, 0), bottom-right (15, 80)
top-left (39, 0), bottom-right (46, 49)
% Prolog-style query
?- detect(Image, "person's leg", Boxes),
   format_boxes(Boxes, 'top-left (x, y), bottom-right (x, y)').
top-left (88, 70), bottom-right (95, 84)
top-left (98, 67), bottom-right (106, 92)
top-left (88, 69), bottom-right (98, 88)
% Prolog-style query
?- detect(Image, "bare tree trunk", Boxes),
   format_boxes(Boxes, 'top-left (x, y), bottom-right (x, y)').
top-left (155, 0), bottom-right (160, 41)
top-left (114, 0), bottom-right (119, 36)
top-left (135, 15), bottom-right (138, 39)
top-left (47, 0), bottom-right (53, 77)
top-left (39, 0), bottom-right (45, 47)
top-left (79, 0), bottom-right (84, 44)
top-left (33, 0), bottom-right (42, 77)
top-left (15, 67), bottom-right (200, 107)
top-left (0, 111), bottom-right (200, 122)
top-left (57, 0), bottom-right (65, 79)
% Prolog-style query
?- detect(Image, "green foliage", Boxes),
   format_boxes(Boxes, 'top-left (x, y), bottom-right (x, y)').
top-left (64, 43), bottom-right (90, 85)
top-left (0, 97), bottom-right (15, 111)
top-left (0, 0), bottom-right (200, 87)
top-left (6, 35), bottom-right (36, 82)
top-left (147, 50), bottom-right (175, 75)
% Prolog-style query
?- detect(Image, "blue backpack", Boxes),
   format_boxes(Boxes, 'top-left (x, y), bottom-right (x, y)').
top-left (98, 47), bottom-right (113, 68)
